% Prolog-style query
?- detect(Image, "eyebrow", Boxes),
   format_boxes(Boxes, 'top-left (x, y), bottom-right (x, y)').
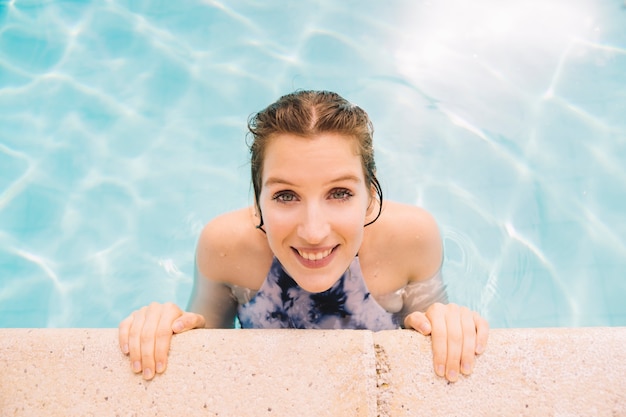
top-left (264, 174), bottom-right (363, 187)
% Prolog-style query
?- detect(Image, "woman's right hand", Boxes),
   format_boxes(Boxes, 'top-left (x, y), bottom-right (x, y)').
top-left (118, 302), bottom-right (206, 380)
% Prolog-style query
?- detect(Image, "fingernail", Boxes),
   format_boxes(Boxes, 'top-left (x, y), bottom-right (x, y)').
top-left (476, 344), bottom-right (485, 354)
top-left (447, 370), bottom-right (458, 382)
top-left (156, 362), bottom-right (164, 373)
top-left (143, 368), bottom-right (153, 379)
top-left (462, 362), bottom-right (471, 375)
top-left (132, 361), bottom-right (141, 373)
top-left (419, 323), bottom-right (431, 335)
top-left (436, 365), bottom-right (445, 377)
top-left (122, 344), bottom-right (129, 354)
top-left (172, 321), bottom-right (183, 333)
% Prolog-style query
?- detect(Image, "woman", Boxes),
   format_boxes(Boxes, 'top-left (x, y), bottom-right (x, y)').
top-left (119, 90), bottom-right (489, 382)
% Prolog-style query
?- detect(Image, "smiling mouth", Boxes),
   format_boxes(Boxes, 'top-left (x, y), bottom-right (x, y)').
top-left (295, 246), bottom-right (337, 261)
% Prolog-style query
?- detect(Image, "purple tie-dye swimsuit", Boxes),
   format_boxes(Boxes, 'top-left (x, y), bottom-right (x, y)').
top-left (237, 257), bottom-right (399, 330)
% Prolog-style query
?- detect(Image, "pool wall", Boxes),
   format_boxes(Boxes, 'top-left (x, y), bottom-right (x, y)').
top-left (2, 328), bottom-right (624, 416)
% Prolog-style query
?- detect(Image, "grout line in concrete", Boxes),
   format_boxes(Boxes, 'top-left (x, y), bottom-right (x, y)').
top-left (373, 341), bottom-right (392, 417)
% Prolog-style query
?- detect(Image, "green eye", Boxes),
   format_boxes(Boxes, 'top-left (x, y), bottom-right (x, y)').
top-left (330, 189), bottom-right (353, 200)
top-left (273, 191), bottom-right (297, 202)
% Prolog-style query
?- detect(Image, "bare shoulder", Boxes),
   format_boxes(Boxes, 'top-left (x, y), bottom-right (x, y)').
top-left (197, 207), bottom-right (256, 254)
top-left (366, 201), bottom-right (443, 282)
top-left (196, 207), bottom-right (272, 287)
top-left (376, 201), bottom-right (441, 242)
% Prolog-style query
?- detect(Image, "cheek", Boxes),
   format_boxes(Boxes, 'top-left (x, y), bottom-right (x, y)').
top-left (334, 204), bottom-right (368, 239)
top-left (258, 202), bottom-right (294, 249)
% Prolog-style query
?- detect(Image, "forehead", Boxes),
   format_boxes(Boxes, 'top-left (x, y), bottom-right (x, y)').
top-left (262, 132), bottom-right (364, 182)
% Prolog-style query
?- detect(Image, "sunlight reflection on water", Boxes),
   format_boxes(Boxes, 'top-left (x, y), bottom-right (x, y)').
top-left (0, 0), bottom-right (625, 328)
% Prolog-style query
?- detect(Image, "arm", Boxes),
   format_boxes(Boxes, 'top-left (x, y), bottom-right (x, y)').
top-left (187, 260), bottom-right (238, 329)
top-left (118, 215), bottom-right (241, 380)
top-left (397, 266), bottom-right (448, 321)
top-left (390, 203), bottom-right (489, 382)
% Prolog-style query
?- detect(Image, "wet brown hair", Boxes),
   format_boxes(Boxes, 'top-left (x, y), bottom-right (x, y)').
top-left (247, 90), bottom-right (383, 230)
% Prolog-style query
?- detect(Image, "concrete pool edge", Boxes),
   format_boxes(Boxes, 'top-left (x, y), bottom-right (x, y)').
top-left (1, 328), bottom-right (624, 416)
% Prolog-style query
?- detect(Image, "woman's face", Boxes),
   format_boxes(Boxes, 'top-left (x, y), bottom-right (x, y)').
top-left (258, 132), bottom-right (373, 293)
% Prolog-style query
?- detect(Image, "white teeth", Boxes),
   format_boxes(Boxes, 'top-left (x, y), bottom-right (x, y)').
top-left (298, 248), bottom-right (332, 261)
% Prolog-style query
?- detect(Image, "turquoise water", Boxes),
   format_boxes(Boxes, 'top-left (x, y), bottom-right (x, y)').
top-left (1, 0), bottom-right (625, 328)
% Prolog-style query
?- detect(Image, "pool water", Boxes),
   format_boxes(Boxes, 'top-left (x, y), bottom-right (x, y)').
top-left (1, 0), bottom-right (625, 328)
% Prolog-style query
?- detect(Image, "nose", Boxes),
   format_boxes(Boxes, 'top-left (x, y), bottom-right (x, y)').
top-left (297, 202), bottom-right (331, 244)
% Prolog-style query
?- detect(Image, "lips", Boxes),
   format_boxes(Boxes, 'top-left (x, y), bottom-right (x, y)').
top-left (296, 247), bottom-right (333, 261)
top-left (293, 245), bottom-right (338, 268)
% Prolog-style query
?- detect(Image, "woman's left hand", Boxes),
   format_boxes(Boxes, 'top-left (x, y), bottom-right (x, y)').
top-left (404, 303), bottom-right (489, 382)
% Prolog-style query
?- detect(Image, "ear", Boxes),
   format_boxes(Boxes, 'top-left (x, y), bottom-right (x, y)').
top-left (252, 200), bottom-right (267, 232)
top-left (365, 184), bottom-right (379, 218)
top-left (253, 200), bottom-right (263, 221)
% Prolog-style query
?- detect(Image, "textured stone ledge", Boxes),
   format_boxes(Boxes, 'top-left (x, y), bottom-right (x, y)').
top-left (1, 328), bottom-right (624, 416)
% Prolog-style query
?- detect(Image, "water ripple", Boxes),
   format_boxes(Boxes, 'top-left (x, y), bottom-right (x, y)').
top-left (1, 0), bottom-right (625, 328)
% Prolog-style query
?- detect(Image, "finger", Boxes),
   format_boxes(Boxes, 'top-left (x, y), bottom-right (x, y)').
top-left (425, 303), bottom-right (447, 378)
top-left (128, 306), bottom-right (147, 375)
top-left (460, 307), bottom-right (477, 375)
top-left (444, 303), bottom-right (463, 382)
top-left (172, 310), bottom-right (206, 334)
top-left (474, 311), bottom-right (490, 355)
top-left (139, 302), bottom-right (163, 380)
top-left (118, 315), bottom-right (133, 355)
top-left (403, 311), bottom-right (432, 335)
top-left (153, 303), bottom-right (183, 375)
